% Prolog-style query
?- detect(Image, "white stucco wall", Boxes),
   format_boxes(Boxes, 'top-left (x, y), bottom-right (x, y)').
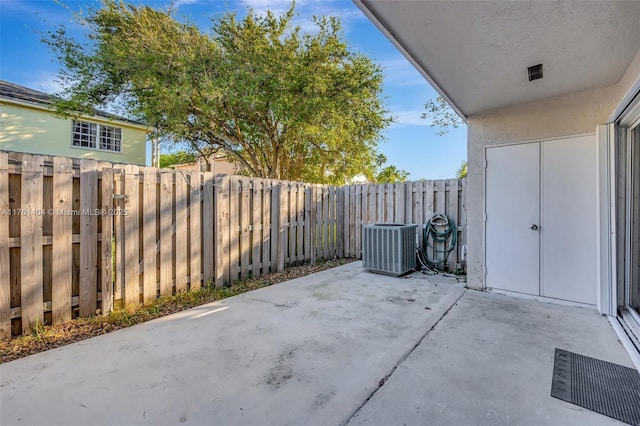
top-left (466, 48), bottom-right (640, 289)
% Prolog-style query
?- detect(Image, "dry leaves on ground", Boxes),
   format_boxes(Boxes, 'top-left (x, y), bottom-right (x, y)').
top-left (0, 258), bottom-right (355, 364)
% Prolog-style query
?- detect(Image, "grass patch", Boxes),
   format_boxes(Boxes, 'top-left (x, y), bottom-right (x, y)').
top-left (1, 258), bottom-right (355, 364)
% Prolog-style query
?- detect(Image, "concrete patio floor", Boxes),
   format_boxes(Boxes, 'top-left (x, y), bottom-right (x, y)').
top-left (0, 262), bottom-right (635, 426)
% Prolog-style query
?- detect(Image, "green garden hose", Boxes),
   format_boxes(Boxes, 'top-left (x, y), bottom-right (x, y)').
top-left (419, 213), bottom-right (457, 271)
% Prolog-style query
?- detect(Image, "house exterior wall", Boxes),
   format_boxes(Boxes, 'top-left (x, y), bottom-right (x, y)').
top-left (0, 103), bottom-right (148, 165)
top-left (171, 158), bottom-right (236, 174)
top-left (466, 49), bottom-right (640, 289)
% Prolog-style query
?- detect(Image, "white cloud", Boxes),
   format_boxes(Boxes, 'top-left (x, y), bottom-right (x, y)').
top-left (238, 0), bottom-right (365, 31)
top-left (174, 0), bottom-right (201, 6)
top-left (380, 57), bottom-right (429, 89)
top-left (390, 109), bottom-right (430, 128)
top-left (27, 74), bottom-right (67, 95)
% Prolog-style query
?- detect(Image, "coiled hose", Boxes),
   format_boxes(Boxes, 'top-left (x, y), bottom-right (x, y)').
top-left (417, 213), bottom-right (457, 273)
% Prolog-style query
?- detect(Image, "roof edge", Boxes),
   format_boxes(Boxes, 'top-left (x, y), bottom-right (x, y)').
top-left (353, 0), bottom-right (468, 122)
top-left (1, 95), bottom-right (151, 132)
top-left (0, 80), bottom-right (150, 129)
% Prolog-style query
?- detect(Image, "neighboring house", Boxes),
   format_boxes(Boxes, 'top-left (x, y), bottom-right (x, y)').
top-left (170, 153), bottom-right (236, 175)
top-left (347, 173), bottom-right (370, 185)
top-left (0, 80), bottom-right (150, 164)
top-left (356, 1), bottom-right (640, 357)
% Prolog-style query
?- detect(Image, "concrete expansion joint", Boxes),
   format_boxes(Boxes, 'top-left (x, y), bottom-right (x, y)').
top-left (340, 288), bottom-right (468, 426)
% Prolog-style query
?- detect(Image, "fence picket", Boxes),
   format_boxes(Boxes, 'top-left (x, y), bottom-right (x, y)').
top-left (262, 180), bottom-right (272, 274)
top-left (348, 186), bottom-right (356, 258)
top-left (447, 179), bottom-right (460, 270)
top-left (336, 187), bottom-right (344, 258)
top-left (159, 172), bottom-right (173, 296)
top-left (0, 153), bottom-right (10, 338)
top-left (414, 180), bottom-right (424, 249)
top-left (328, 187), bottom-right (335, 258)
top-left (460, 178), bottom-right (467, 251)
top-left (123, 165), bottom-right (140, 306)
top-left (367, 184), bottom-right (375, 226)
top-left (79, 159), bottom-right (98, 316)
top-left (190, 171), bottom-right (202, 289)
top-left (305, 187), bottom-right (313, 261)
top-left (100, 165), bottom-right (113, 315)
top-left (394, 183), bottom-right (405, 224)
top-left (50, 157), bottom-right (73, 324)
top-left (435, 179), bottom-right (446, 214)
top-left (252, 180), bottom-right (262, 277)
top-left (270, 182), bottom-right (281, 271)
top-left (142, 168), bottom-right (158, 301)
top-left (202, 172), bottom-right (215, 284)
top-left (214, 176), bottom-right (230, 287)
top-left (342, 186), bottom-right (350, 257)
top-left (20, 154), bottom-right (44, 333)
top-left (297, 184), bottom-right (305, 263)
top-left (404, 182), bottom-right (413, 225)
top-left (240, 177), bottom-right (251, 279)
top-left (174, 171), bottom-right (188, 292)
top-left (228, 178), bottom-right (240, 282)
top-left (113, 168), bottom-right (124, 304)
top-left (278, 183), bottom-right (287, 271)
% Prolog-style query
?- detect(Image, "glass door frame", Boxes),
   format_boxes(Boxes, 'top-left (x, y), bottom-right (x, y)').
top-left (617, 101), bottom-right (640, 345)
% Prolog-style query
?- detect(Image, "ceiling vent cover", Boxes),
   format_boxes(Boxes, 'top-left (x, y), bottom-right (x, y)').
top-left (528, 64), bottom-right (543, 81)
top-left (362, 224), bottom-right (417, 276)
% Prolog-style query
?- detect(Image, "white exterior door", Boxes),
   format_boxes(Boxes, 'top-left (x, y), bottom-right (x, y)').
top-left (485, 135), bottom-right (597, 305)
top-left (540, 136), bottom-right (597, 305)
top-left (486, 143), bottom-right (540, 295)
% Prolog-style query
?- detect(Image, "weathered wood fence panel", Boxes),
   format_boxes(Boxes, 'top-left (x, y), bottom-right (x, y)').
top-left (0, 150), bottom-right (465, 337)
top-left (342, 180), bottom-right (466, 270)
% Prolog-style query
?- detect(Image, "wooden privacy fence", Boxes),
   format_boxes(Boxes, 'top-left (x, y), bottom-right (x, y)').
top-left (342, 179), bottom-right (466, 270)
top-left (0, 152), bottom-right (342, 337)
top-left (0, 150), bottom-right (465, 338)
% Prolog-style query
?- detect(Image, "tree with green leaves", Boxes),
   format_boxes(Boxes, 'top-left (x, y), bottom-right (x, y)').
top-left (372, 153), bottom-right (409, 183)
top-left (376, 165), bottom-right (409, 183)
top-left (159, 151), bottom-right (197, 169)
top-left (456, 162), bottom-right (467, 179)
top-left (421, 96), bottom-right (463, 136)
top-left (44, 0), bottom-right (391, 184)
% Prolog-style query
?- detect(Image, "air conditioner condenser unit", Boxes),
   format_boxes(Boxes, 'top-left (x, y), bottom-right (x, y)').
top-left (362, 224), bottom-right (417, 276)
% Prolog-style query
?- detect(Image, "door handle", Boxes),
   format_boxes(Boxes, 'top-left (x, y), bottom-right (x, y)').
top-left (530, 224), bottom-right (538, 230)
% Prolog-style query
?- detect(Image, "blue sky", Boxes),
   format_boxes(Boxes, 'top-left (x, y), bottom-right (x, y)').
top-left (0, 0), bottom-right (467, 179)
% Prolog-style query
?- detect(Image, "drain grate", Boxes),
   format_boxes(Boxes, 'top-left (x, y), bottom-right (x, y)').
top-left (551, 348), bottom-right (640, 425)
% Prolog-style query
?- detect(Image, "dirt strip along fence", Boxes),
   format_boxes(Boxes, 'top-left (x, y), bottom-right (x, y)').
top-left (0, 151), bottom-right (465, 337)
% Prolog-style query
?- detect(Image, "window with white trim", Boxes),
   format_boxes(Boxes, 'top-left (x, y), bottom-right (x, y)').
top-left (72, 120), bottom-right (122, 152)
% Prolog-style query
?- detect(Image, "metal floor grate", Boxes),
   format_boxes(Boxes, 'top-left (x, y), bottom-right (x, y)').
top-left (551, 348), bottom-right (640, 425)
